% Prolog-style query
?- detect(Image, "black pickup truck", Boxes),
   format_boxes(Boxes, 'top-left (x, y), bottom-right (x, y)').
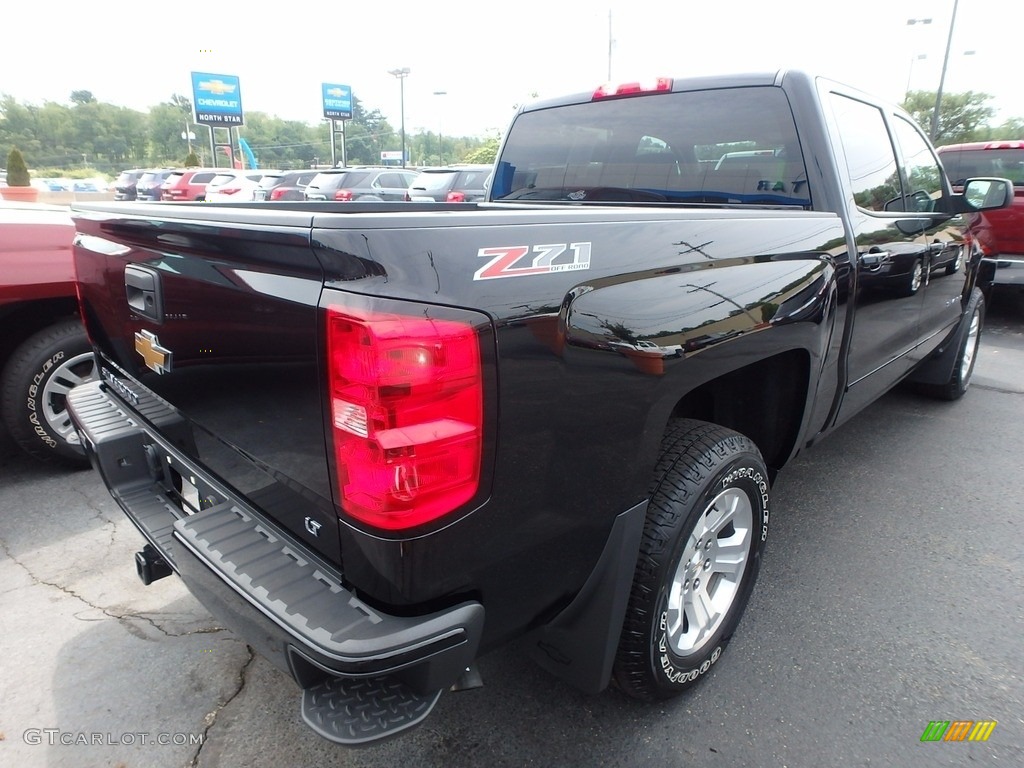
top-left (67, 70), bottom-right (1011, 746)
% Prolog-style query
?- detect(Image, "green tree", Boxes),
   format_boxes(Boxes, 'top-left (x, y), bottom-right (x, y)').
top-left (6, 147), bottom-right (31, 185)
top-left (902, 90), bottom-right (996, 145)
top-left (149, 102), bottom-right (193, 163)
top-left (462, 136), bottom-right (501, 165)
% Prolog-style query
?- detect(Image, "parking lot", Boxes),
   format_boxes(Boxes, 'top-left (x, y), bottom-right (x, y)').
top-left (1, 295), bottom-right (1022, 768)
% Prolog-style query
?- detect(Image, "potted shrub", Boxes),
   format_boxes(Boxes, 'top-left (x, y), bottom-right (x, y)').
top-left (1, 148), bottom-right (39, 202)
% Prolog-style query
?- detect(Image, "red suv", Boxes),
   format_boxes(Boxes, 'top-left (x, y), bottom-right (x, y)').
top-left (937, 141), bottom-right (1024, 298)
top-left (160, 168), bottom-right (221, 202)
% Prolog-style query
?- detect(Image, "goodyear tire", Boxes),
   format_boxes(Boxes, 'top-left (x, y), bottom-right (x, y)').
top-left (613, 419), bottom-right (769, 700)
top-left (1, 319), bottom-right (96, 466)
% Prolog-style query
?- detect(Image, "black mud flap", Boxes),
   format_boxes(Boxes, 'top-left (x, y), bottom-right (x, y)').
top-left (301, 676), bottom-right (442, 746)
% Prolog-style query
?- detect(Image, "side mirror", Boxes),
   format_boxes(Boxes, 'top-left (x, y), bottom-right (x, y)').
top-left (949, 177), bottom-right (1014, 214)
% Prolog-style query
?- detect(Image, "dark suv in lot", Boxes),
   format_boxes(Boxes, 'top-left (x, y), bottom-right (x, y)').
top-left (254, 169), bottom-right (320, 201)
top-left (303, 167), bottom-right (417, 201)
top-left (135, 169), bottom-right (175, 201)
top-left (405, 165), bottom-right (492, 202)
top-left (937, 141), bottom-right (1024, 299)
top-left (113, 169), bottom-right (147, 201)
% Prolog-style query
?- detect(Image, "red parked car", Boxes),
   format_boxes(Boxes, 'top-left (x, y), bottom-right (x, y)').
top-left (160, 168), bottom-right (221, 202)
top-left (0, 201), bottom-right (95, 465)
top-left (937, 141), bottom-right (1024, 299)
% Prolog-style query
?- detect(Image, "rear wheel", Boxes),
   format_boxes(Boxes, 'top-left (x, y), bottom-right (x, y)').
top-left (1, 319), bottom-right (96, 466)
top-left (613, 419), bottom-right (769, 700)
top-left (904, 259), bottom-right (924, 296)
top-left (920, 289), bottom-right (984, 401)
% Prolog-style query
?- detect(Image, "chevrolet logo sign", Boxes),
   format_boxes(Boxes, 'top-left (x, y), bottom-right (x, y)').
top-left (327, 87), bottom-right (346, 98)
top-left (198, 79), bottom-right (237, 95)
top-left (135, 330), bottom-right (173, 375)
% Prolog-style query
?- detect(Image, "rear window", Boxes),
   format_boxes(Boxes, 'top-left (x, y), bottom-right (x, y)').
top-left (165, 173), bottom-right (185, 184)
top-left (258, 174), bottom-right (285, 188)
top-left (138, 173), bottom-right (159, 183)
top-left (190, 172), bottom-right (217, 184)
top-left (491, 86), bottom-right (810, 206)
top-left (209, 174), bottom-right (237, 185)
top-left (940, 148), bottom-right (1024, 186)
top-left (411, 171), bottom-right (458, 192)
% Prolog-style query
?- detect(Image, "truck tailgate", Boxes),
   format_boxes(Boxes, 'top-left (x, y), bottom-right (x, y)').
top-left (71, 206), bottom-right (341, 564)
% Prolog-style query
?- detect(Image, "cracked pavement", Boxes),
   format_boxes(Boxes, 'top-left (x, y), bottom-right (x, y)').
top-left (1, 295), bottom-right (1022, 768)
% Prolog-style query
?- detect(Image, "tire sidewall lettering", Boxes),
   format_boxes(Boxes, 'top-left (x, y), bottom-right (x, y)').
top-left (656, 633), bottom-right (723, 685)
top-left (653, 457), bottom-right (768, 688)
top-left (25, 352), bottom-right (67, 443)
top-left (721, 465), bottom-right (770, 541)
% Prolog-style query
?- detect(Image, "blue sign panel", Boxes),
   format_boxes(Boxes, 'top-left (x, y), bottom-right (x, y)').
top-left (322, 83), bottom-right (352, 120)
top-left (192, 72), bottom-right (244, 126)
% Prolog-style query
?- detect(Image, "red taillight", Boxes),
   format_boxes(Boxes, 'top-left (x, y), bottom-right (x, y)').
top-left (220, 187), bottom-right (240, 195)
top-left (327, 306), bottom-right (483, 530)
top-left (270, 188), bottom-right (286, 200)
top-left (446, 191), bottom-right (466, 202)
top-left (333, 189), bottom-right (353, 201)
top-left (593, 77), bottom-right (673, 100)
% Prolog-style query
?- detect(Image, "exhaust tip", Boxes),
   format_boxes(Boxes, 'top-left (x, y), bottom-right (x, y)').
top-left (135, 544), bottom-right (173, 585)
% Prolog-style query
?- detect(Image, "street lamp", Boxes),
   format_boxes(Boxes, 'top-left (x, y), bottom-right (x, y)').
top-left (181, 119), bottom-right (196, 155)
top-left (930, 0), bottom-right (959, 142)
top-left (433, 90), bottom-right (447, 165)
top-left (388, 67), bottom-right (411, 167)
top-left (905, 53), bottom-right (927, 98)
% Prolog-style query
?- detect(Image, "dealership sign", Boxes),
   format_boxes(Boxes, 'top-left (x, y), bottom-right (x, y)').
top-left (322, 83), bottom-right (352, 120)
top-left (191, 72), bottom-right (244, 126)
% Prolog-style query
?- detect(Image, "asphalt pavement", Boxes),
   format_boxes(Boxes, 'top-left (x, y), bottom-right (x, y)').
top-left (1, 294), bottom-right (1022, 768)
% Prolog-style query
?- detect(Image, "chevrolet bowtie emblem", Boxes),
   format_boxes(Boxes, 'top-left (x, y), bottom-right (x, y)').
top-left (198, 78), bottom-right (236, 95)
top-left (135, 330), bottom-right (173, 375)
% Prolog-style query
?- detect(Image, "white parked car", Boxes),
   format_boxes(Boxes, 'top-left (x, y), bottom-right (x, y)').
top-left (204, 170), bottom-right (281, 203)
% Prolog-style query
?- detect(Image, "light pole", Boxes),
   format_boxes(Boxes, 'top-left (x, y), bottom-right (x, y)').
top-left (930, 0), bottom-right (960, 142)
top-left (905, 53), bottom-right (927, 99)
top-left (388, 68), bottom-right (411, 167)
top-left (181, 119), bottom-right (196, 156)
top-left (433, 90), bottom-right (447, 165)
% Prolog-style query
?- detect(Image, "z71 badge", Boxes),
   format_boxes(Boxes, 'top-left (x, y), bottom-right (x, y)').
top-left (474, 242), bottom-right (592, 280)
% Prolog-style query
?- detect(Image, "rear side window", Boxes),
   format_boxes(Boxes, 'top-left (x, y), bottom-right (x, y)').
top-left (829, 93), bottom-right (902, 212)
top-left (492, 86), bottom-right (810, 206)
top-left (455, 170), bottom-right (489, 189)
top-left (378, 172), bottom-right (414, 188)
top-left (191, 172), bottom-right (217, 184)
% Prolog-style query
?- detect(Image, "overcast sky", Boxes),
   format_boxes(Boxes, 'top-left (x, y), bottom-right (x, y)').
top-left (2, 0), bottom-right (1019, 140)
